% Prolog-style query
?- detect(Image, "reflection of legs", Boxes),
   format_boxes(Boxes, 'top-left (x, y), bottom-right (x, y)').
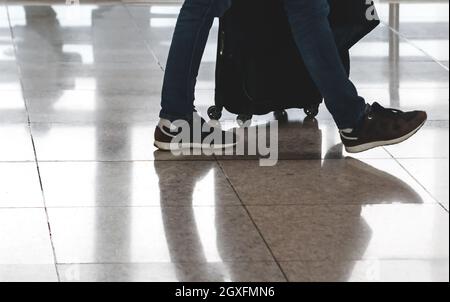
top-left (283, 0), bottom-right (366, 129)
top-left (154, 161), bottom-right (225, 281)
top-left (155, 0), bottom-right (237, 152)
top-left (160, 0), bottom-right (231, 121)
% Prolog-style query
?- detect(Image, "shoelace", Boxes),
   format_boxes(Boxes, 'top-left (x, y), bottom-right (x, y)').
top-left (369, 103), bottom-right (402, 119)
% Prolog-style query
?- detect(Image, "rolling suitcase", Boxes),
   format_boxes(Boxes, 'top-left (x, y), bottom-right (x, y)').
top-left (209, 0), bottom-right (380, 125)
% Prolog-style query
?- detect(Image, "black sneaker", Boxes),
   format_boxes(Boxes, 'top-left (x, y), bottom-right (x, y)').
top-left (340, 102), bottom-right (427, 153)
top-left (154, 114), bottom-right (238, 151)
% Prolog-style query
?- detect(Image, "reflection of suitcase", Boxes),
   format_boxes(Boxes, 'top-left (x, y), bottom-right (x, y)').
top-left (209, 0), bottom-right (380, 125)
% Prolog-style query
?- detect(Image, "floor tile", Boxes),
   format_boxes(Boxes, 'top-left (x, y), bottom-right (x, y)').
top-left (15, 44), bottom-right (156, 62)
top-left (39, 161), bottom-right (240, 207)
top-left (408, 39), bottom-right (449, 62)
top-left (0, 90), bottom-right (28, 123)
top-left (0, 264), bottom-right (58, 282)
top-left (212, 119), bottom-right (392, 161)
top-left (0, 162), bottom-right (43, 207)
top-left (0, 208), bottom-right (55, 264)
top-left (0, 61), bottom-right (19, 81)
top-left (279, 120), bottom-right (394, 160)
top-left (7, 3), bottom-right (124, 21)
top-left (356, 87), bottom-right (449, 121)
top-left (20, 73), bottom-right (163, 93)
top-left (0, 28), bottom-right (12, 43)
top-left (0, 124), bottom-right (35, 161)
top-left (11, 26), bottom-right (144, 45)
top-left (0, 81), bottom-right (21, 90)
top-left (382, 2), bottom-right (449, 63)
top-left (48, 206), bottom-right (274, 263)
top-left (384, 121), bottom-right (449, 159)
top-left (0, 63), bottom-right (21, 89)
top-left (15, 51), bottom-right (155, 65)
top-left (31, 122), bottom-right (156, 161)
top-left (219, 159), bottom-right (434, 206)
top-left (280, 259), bottom-right (449, 282)
top-left (376, 2), bottom-right (449, 28)
top-left (350, 24), bottom-right (435, 63)
top-left (25, 90), bottom-right (161, 123)
top-left (58, 262), bottom-right (285, 282)
top-left (247, 204), bottom-right (449, 261)
top-left (398, 158), bottom-right (449, 207)
top-left (31, 122), bottom-right (220, 161)
top-left (19, 61), bottom-right (162, 78)
top-left (0, 5), bottom-right (7, 18)
top-left (351, 61), bottom-right (449, 89)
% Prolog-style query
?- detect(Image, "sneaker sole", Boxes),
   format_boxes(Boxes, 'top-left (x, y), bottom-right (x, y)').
top-left (345, 120), bottom-right (427, 153)
top-left (154, 141), bottom-right (237, 151)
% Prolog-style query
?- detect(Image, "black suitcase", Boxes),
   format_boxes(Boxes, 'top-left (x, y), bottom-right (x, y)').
top-left (209, 0), bottom-right (380, 125)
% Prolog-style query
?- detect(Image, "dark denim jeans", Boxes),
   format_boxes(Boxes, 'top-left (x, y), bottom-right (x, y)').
top-left (160, 0), bottom-right (366, 129)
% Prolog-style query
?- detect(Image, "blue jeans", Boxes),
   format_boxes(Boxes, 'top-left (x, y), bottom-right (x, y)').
top-left (160, 0), bottom-right (366, 129)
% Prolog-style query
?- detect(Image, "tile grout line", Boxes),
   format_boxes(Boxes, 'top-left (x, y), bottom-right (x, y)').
top-left (393, 156), bottom-right (449, 214)
top-left (5, 4), bottom-right (61, 282)
top-left (215, 160), bottom-right (290, 282)
top-left (54, 255), bottom-right (450, 265)
top-left (123, 2), bottom-right (165, 72)
top-left (383, 147), bottom-right (449, 214)
top-left (17, 156), bottom-right (450, 162)
top-left (0, 202), bottom-right (443, 210)
top-left (382, 21), bottom-right (449, 72)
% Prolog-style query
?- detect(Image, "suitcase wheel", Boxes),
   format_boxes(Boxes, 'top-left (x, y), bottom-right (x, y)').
top-left (274, 110), bottom-right (288, 122)
top-left (237, 114), bottom-right (252, 127)
top-left (304, 104), bottom-right (319, 118)
top-left (207, 106), bottom-right (222, 121)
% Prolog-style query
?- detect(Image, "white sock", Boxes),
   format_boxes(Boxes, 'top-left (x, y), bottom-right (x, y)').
top-left (340, 128), bottom-right (354, 134)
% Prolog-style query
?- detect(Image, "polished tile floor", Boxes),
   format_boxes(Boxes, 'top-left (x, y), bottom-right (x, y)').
top-left (0, 0), bottom-right (448, 282)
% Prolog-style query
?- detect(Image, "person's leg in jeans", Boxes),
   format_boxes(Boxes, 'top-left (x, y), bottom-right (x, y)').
top-left (159, 0), bottom-right (231, 121)
top-left (283, 0), bottom-right (365, 130)
top-left (155, 0), bottom-right (237, 151)
top-left (283, 0), bottom-right (426, 152)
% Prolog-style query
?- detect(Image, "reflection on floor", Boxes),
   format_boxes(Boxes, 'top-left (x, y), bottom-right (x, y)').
top-left (0, 0), bottom-right (448, 282)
